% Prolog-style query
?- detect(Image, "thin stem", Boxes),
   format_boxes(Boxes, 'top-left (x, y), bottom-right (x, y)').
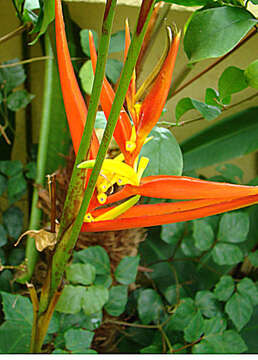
top-left (159, 325), bottom-right (173, 353)
top-left (0, 57), bottom-right (52, 68)
top-left (105, 319), bottom-right (158, 329)
top-left (0, 24), bottom-right (28, 44)
top-left (159, 92), bottom-right (258, 129)
top-left (170, 27), bottom-right (257, 98)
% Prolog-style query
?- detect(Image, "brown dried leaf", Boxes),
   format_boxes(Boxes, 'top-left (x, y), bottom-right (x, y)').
top-left (15, 229), bottom-right (57, 252)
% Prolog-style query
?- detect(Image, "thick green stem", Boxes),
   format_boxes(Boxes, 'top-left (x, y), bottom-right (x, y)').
top-left (18, 34), bottom-right (54, 283)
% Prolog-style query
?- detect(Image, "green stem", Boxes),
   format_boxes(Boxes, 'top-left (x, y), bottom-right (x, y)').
top-left (17, 34), bottom-right (54, 283)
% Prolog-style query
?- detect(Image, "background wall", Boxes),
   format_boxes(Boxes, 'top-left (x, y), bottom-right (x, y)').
top-left (0, 1), bottom-right (257, 182)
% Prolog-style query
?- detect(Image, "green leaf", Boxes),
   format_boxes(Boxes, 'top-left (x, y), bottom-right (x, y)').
top-left (106, 58), bottom-right (123, 84)
top-left (212, 243), bottom-right (243, 265)
top-left (225, 292), bottom-right (253, 331)
top-left (79, 60), bottom-right (94, 95)
top-left (166, 298), bottom-right (196, 331)
top-left (64, 328), bottom-right (94, 353)
top-left (0, 270), bottom-right (12, 292)
top-left (66, 263), bottom-right (96, 286)
top-left (83, 311), bottom-right (103, 331)
top-left (24, 162), bottom-right (37, 180)
top-left (214, 275), bottom-right (235, 302)
top-left (241, 306), bottom-right (258, 353)
top-left (0, 248), bottom-right (6, 265)
top-left (184, 310), bottom-right (204, 343)
top-left (162, 284), bottom-right (187, 306)
top-left (115, 255), bottom-right (139, 285)
top-left (237, 278), bottom-right (258, 306)
top-left (80, 29), bottom-right (98, 57)
top-left (199, 330), bottom-right (247, 354)
top-left (193, 340), bottom-right (215, 354)
top-left (248, 250), bottom-right (258, 267)
top-left (0, 160), bottom-right (23, 177)
top-left (222, 330), bottom-right (247, 353)
top-left (140, 344), bottom-right (162, 354)
top-left (0, 59), bottom-right (26, 93)
top-left (137, 289), bottom-right (163, 324)
top-left (74, 246), bottom-right (110, 275)
top-left (195, 291), bottom-right (220, 318)
top-left (8, 248), bottom-right (25, 266)
top-left (205, 88), bottom-right (222, 108)
top-left (216, 163), bottom-right (243, 183)
top-left (95, 111), bottom-right (107, 129)
top-left (94, 274), bottom-right (112, 288)
top-left (0, 225), bottom-right (7, 247)
top-left (0, 174), bottom-right (7, 196)
top-left (181, 234), bottom-right (202, 257)
top-left (140, 127), bottom-right (183, 177)
top-left (7, 172), bottom-right (27, 204)
top-left (0, 292), bottom-right (33, 353)
top-left (109, 30), bottom-right (125, 53)
top-left (218, 211), bottom-right (249, 243)
top-left (204, 316), bottom-right (227, 336)
top-left (56, 285), bottom-right (85, 314)
top-left (176, 97), bottom-right (221, 122)
top-left (104, 285), bottom-right (128, 316)
top-left (181, 107), bottom-right (258, 172)
top-left (218, 66), bottom-right (248, 100)
top-left (184, 6), bottom-right (257, 63)
top-left (82, 285), bottom-right (109, 315)
top-left (24, 0), bottom-right (40, 10)
top-left (193, 219), bottom-right (214, 251)
top-left (161, 222), bottom-right (185, 245)
top-left (244, 60), bottom-right (258, 89)
top-left (30, 0), bottom-right (54, 44)
top-left (52, 349), bottom-right (69, 354)
top-left (7, 90), bottom-right (34, 112)
top-left (3, 206), bottom-right (23, 240)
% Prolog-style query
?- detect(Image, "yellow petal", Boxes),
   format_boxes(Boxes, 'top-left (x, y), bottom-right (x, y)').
top-left (94, 195), bottom-right (141, 221)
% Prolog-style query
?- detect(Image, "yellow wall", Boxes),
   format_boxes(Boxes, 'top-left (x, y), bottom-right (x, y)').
top-left (0, 1), bottom-right (257, 182)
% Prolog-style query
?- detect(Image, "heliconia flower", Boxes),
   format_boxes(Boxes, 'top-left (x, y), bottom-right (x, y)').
top-left (55, 0), bottom-right (258, 233)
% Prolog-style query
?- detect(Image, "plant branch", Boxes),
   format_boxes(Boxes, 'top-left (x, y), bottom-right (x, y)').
top-left (169, 27), bottom-right (257, 98)
top-left (0, 56), bottom-right (52, 68)
top-left (159, 92), bottom-right (258, 129)
top-left (0, 24), bottom-right (29, 44)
